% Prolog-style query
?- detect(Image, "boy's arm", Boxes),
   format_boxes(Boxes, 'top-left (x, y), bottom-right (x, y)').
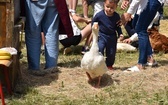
top-left (116, 26), bottom-right (125, 42)
top-left (116, 26), bottom-right (123, 38)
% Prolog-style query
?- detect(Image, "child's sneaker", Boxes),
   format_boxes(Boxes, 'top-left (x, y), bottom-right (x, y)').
top-left (81, 46), bottom-right (89, 55)
top-left (107, 66), bottom-right (114, 70)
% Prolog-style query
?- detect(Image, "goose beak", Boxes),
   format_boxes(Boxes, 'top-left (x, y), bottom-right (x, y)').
top-left (93, 22), bottom-right (98, 29)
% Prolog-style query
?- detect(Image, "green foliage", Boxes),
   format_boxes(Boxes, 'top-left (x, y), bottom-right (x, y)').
top-left (163, 6), bottom-right (168, 19)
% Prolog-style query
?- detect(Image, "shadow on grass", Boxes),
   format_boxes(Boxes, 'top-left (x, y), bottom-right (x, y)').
top-left (157, 59), bottom-right (168, 66)
top-left (58, 45), bottom-right (84, 68)
top-left (13, 45), bottom-right (84, 97)
top-left (87, 73), bottom-right (119, 88)
top-left (13, 60), bottom-right (61, 98)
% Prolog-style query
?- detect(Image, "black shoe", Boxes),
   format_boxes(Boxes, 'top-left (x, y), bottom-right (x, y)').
top-left (44, 67), bottom-right (59, 74)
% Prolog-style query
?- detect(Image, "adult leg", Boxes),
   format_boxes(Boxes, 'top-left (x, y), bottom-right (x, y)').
top-left (81, 23), bottom-right (92, 53)
top-left (25, 1), bottom-right (47, 70)
top-left (69, 0), bottom-right (78, 15)
top-left (42, 2), bottom-right (60, 69)
top-left (41, 32), bottom-right (45, 55)
top-left (80, 23), bottom-right (92, 41)
top-left (82, 0), bottom-right (89, 18)
top-left (135, 0), bottom-right (161, 65)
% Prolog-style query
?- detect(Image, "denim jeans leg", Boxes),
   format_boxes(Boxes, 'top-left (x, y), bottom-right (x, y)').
top-left (135, 0), bottom-right (161, 65)
top-left (42, 4), bottom-right (60, 69)
top-left (25, 1), bottom-right (43, 70)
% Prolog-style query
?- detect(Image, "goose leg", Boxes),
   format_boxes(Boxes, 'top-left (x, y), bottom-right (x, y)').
top-left (86, 72), bottom-right (92, 82)
top-left (95, 76), bottom-right (101, 88)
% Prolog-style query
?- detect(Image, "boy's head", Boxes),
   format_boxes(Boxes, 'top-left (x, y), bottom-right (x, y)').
top-left (104, 0), bottom-right (119, 16)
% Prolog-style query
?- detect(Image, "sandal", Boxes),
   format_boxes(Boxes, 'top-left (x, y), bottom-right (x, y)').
top-left (124, 66), bottom-right (140, 72)
top-left (146, 61), bottom-right (158, 67)
top-left (147, 55), bottom-right (158, 67)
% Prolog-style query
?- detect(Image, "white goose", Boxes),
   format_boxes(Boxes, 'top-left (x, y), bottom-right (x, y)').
top-left (81, 22), bottom-right (108, 87)
top-left (117, 42), bottom-right (137, 52)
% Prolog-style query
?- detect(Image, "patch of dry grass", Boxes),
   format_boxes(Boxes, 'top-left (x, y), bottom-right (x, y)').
top-left (4, 6), bottom-right (168, 105)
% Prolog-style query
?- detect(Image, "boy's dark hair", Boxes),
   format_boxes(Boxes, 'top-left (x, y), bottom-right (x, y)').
top-left (104, 0), bottom-right (120, 4)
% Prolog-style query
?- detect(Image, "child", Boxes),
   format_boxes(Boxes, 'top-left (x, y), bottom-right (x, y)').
top-left (92, 0), bottom-right (123, 70)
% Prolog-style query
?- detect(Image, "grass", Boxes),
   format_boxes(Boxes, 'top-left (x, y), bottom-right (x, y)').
top-left (3, 4), bottom-right (168, 105)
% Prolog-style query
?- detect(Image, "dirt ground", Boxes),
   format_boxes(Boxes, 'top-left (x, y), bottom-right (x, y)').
top-left (17, 20), bottom-right (168, 101)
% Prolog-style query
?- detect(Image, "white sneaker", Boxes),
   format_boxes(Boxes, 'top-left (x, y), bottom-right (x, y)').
top-left (146, 61), bottom-right (158, 67)
top-left (124, 66), bottom-right (140, 72)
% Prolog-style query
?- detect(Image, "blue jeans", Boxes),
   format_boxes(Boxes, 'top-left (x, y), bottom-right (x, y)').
top-left (25, 0), bottom-right (59, 70)
top-left (98, 33), bottom-right (117, 67)
top-left (135, 0), bottom-right (161, 65)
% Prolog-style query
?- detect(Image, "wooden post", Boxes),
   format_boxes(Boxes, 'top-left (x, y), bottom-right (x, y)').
top-left (0, 0), bottom-right (22, 89)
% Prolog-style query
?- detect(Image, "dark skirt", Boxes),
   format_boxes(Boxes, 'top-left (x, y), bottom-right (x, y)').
top-left (59, 35), bottom-right (82, 48)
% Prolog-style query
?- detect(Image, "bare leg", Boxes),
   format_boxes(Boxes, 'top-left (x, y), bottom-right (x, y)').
top-left (72, 0), bottom-right (78, 11)
top-left (41, 32), bottom-right (45, 55)
top-left (80, 23), bottom-right (92, 53)
top-left (86, 32), bottom-right (93, 46)
top-left (68, 0), bottom-right (78, 14)
top-left (68, 0), bottom-right (72, 10)
top-left (80, 23), bottom-right (92, 41)
top-left (41, 32), bottom-right (45, 46)
top-left (82, 0), bottom-right (89, 18)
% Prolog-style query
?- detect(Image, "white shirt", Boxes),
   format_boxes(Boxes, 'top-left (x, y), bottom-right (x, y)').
top-left (127, 0), bottom-right (165, 15)
top-left (59, 16), bottom-right (81, 40)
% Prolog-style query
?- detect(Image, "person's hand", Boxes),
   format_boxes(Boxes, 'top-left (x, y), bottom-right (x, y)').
top-left (116, 20), bottom-right (122, 27)
top-left (121, 13), bottom-right (132, 26)
top-left (123, 38), bottom-right (132, 44)
top-left (121, 0), bottom-right (129, 10)
top-left (118, 35), bottom-right (124, 42)
top-left (85, 18), bottom-right (92, 24)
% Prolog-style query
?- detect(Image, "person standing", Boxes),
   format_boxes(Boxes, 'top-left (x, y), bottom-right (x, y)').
top-left (25, 0), bottom-right (60, 76)
top-left (121, 0), bottom-right (165, 71)
top-left (92, 0), bottom-right (124, 70)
